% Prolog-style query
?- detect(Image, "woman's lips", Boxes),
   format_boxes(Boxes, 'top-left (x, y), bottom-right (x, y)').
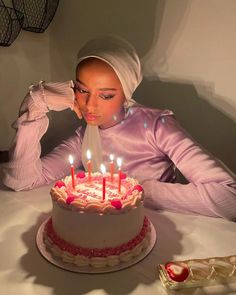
top-left (85, 113), bottom-right (99, 121)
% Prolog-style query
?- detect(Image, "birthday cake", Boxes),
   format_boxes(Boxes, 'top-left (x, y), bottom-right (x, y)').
top-left (43, 171), bottom-right (152, 268)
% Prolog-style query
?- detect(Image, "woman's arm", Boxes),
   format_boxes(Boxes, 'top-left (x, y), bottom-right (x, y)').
top-left (143, 115), bottom-right (236, 220)
top-left (2, 81), bottom-right (82, 191)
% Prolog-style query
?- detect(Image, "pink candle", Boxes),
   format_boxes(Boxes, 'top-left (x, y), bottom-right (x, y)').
top-left (117, 157), bottom-right (122, 193)
top-left (69, 155), bottom-right (75, 189)
top-left (86, 149), bottom-right (92, 182)
top-left (100, 164), bottom-right (106, 201)
top-left (109, 154), bottom-right (114, 183)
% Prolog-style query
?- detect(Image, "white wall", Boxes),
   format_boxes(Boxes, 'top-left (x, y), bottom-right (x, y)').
top-left (142, 0), bottom-right (236, 121)
top-left (0, 0), bottom-right (235, 172)
top-left (0, 29), bottom-right (50, 149)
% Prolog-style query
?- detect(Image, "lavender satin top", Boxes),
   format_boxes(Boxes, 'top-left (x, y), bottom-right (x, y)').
top-left (2, 82), bottom-right (236, 220)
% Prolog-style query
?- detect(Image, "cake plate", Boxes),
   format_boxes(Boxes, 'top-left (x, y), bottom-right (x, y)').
top-left (36, 217), bottom-right (157, 274)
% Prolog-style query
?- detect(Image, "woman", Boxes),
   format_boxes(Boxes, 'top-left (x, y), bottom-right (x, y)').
top-left (2, 35), bottom-right (236, 220)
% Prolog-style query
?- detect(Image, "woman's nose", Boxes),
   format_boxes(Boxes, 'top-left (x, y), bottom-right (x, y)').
top-left (86, 93), bottom-right (97, 110)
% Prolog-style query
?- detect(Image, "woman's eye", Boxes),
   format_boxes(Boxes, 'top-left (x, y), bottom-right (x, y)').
top-left (79, 89), bottom-right (88, 94)
top-left (99, 94), bottom-right (115, 100)
top-left (74, 85), bottom-right (88, 94)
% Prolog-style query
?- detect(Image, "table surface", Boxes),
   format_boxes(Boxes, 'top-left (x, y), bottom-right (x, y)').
top-left (1, 182), bottom-right (236, 295)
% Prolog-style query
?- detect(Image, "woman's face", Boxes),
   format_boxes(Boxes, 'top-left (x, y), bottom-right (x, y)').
top-left (75, 58), bottom-right (126, 129)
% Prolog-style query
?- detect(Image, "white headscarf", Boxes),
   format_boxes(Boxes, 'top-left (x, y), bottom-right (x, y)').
top-left (77, 35), bottom-right (143, 171)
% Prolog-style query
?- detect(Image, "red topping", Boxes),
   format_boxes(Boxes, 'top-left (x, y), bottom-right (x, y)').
top-left (133, 185), bottom-right (143, 192)
top-left (120, 172), bottom-right (127, 179)
top-left (76, 171), bottom-right (86, 178)
top-left (54, 180), bottom-right (66, 188)
top-left (165, 262), bottom-right (190, 282)
top-left (66, 194), bottom-right (76, 204)
top-left (110, 199), bottom-right (122, 210)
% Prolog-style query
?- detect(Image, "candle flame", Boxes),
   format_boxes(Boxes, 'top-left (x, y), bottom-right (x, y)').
top-left (69, 154), bottom-right (74, 165)
top-left (117, 157), bottom-right (122, 168)
top-left (100, 164), bottom-right (106, 175)
top-left (86, 149), bottom-right (92, 160)
top-left (109, 154), bottom-right (114, 161)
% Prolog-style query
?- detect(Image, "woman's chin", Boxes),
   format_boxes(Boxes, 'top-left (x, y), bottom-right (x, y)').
top-left (86, 120), bottom-right (100, 126)
top-left (85, 118), bottom-right (119, 129)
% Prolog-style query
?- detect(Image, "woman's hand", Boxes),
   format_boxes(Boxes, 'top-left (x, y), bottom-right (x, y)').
top-left (73, 98), bottom-right (83, 119)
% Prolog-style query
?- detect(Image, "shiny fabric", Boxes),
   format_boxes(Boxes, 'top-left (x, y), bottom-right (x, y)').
top-left (2, 82), bottom-right (236, 220)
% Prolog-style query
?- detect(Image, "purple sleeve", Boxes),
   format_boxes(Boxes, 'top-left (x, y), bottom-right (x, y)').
top-left (2, 81), bottom-right (82, 191)
top-left (143, 115), bottom-right (236, 220)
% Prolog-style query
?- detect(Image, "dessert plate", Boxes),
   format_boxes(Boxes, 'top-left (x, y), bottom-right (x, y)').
top-left (36, 217), bottom-right (157, 274)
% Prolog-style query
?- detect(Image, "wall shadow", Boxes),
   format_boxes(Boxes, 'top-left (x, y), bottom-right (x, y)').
top-left (40, 110), bottom-right (81, 156)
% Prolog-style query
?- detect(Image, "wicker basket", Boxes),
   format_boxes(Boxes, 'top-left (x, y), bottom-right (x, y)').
top-left (12, 0), bottom-right (59, 33)
top-left (0, 1), bottom-right (23, 46)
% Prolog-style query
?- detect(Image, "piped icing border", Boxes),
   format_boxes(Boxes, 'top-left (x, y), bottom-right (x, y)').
top-left (43, 217), bottom-right (151, 268)
top-left (51, 172), bottom-right (144, 214)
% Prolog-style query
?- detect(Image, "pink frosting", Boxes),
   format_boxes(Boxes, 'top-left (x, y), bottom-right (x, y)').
top-left (120, 172), bottom-right (127, 179)
top-left (110, 199), bottom-right (122, 210)
top-left (66, 194), bottom-right (76, 204)
top-left (133, 185), bottom-right (143, 192)
top-left (76, 171), bottom-right (86, 178)
top-left (54, 180), bottom-right (66, 188)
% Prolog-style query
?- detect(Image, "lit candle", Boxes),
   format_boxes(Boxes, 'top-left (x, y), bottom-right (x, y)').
top-left (117, 157), bottom-right (122, 193)
top-left (86, 149), bottom-right (92, 182)
top-left (109, 154), bottom-right (114, 183)
top-left (100, 164), bottom-right (106, 201)
top-left (69, 155), bottom-right (75, 189)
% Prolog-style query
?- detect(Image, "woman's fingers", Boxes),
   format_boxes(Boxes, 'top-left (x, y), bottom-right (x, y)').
top-left (73, 100), bottom-right (83, 119)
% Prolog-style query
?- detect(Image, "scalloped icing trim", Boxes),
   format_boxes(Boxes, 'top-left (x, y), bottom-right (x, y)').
top-left (51, 173), bottom-right (143, 214)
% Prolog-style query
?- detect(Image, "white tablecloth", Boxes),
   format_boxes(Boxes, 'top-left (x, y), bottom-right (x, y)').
top-left (0, 182), bottom-right (236, 295)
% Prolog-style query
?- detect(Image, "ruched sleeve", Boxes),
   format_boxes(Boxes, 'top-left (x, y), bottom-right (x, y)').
top-left (2, 81), bottom-right (83, 191)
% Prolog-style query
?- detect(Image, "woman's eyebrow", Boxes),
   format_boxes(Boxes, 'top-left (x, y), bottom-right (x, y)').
top-left (99, 88), bottom-right (117, 91)
top-left (75, 79), bottom-right (85, 85)
top-left (75, 80), bottom-right (117, 91)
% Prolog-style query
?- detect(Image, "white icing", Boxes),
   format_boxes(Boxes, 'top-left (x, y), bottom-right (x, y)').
top-left (52, 201), bottom-right (144, 248)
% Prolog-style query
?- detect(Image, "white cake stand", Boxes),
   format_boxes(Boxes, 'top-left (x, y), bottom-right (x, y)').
top-left (36, 217), bottom-right (157, 274)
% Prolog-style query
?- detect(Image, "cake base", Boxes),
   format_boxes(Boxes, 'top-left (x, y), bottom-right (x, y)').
top-left (36, 217), bottom-right (157, 274)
